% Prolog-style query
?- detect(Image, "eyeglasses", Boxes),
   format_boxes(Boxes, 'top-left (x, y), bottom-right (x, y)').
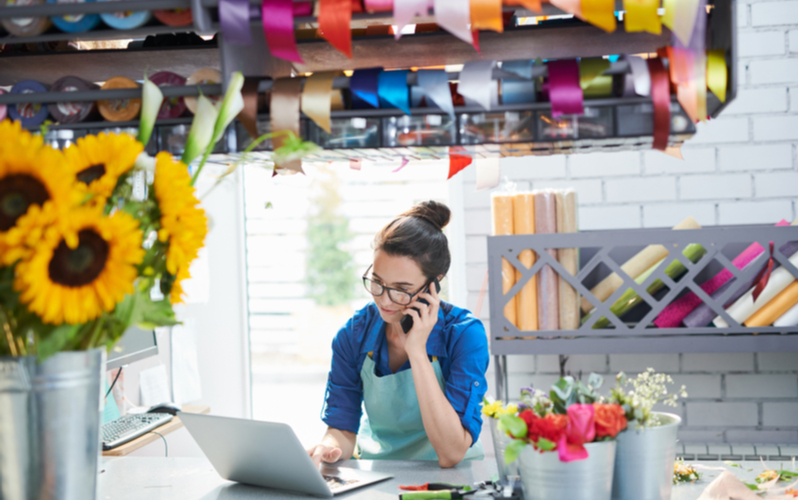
top-left (362, 265), bottom-right (429, 306)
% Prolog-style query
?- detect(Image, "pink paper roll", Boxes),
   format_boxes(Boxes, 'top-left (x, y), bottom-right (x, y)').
top-left (534, 190), bottom-right (559, 331)
top-left (654, 219), bottom-right (790, 328)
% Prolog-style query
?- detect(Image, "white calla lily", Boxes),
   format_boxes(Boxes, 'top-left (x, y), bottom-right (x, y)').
top-left (181, 95), bottom-right (218, 166)
top-left (137, 78), bottom-right (163, 147)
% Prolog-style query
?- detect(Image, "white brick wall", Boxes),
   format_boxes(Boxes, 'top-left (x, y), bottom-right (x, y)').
top-left (453, 4), bottom-right (798, 444)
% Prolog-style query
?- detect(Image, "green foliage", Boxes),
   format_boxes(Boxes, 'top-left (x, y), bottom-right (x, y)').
top-left (504, 438), bottom-right (527, 465)
top-left (499, 414), bottom-right (527, 439)
top-left (304, 166), bottom-right (356, 307)
top-left (550, 374), bottom-right (603, 414)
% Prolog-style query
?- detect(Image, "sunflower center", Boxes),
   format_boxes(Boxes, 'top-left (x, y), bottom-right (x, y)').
top-left (49, 230), bottom-right (110, 287)
top-left (0, 174), bottom-right (49, 231)
top-left (76, 164), bottom-right (107, 185)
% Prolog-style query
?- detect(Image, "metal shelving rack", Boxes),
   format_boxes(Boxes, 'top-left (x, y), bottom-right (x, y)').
top-left (487, 225), bottom-right (799, 401)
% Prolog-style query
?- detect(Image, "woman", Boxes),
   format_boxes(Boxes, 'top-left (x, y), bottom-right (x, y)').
top-left (307, 201), bottom-right (489, 469)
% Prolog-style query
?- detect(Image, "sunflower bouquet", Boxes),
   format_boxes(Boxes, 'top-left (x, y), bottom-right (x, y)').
top-left (0, 119), bottom-right (207, 360)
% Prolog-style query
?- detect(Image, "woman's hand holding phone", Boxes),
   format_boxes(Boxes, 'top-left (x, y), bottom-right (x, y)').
top-left (402, 282), bottom-right (441, 357)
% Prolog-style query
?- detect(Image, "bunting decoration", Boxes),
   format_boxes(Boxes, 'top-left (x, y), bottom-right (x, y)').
top-left (261, 0), bottom-right (304, 63)
top-left (319, 0), bottom-right (353, 58)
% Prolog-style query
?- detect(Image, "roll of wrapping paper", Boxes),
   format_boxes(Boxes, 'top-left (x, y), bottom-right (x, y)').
top-left (713, 252), bottom-right (800, 328)
top-left (491, 193), bottom-right (517, 327)
top-left (579, 58), bottom-right (613, 98)
top-left (588, 243), bottom-right (707, 329)
top-left (302, 71), bottom-right (342, 134)
top-left (534, 190), bottom-right (559, 331)
top-left (8, 80), bottom-right (50, 128)
top-left (97, 76), bottom-right (141, 122)
top-left (48, 0), bottom-right (101, 32)
top-left (150, 71), bottom-right (188, 119)
top-left (185, 69), bottom-right (222, 114)
top-left (2, 0), bottom-right (52, 36)
top-left (579, 216), bottom-right (701, 313)
top-left (153, 9), bottom-right (193, 27)
top-left (683, 240), bottom-right (799, 328)
top-left (774, 304), bottom-right (798, 327)
top-left (99, 2), bottom-right (152, 30)
top-left (513, 193), bottom-right (537, 331)
top-left (744, 280), bottom-right (798, 328)
top-left (48, 76), bottom-right (98, 124)
top-left (556, 190), bottom-right (579, 330)
top-left (270, 78), bottom-right (304, 174)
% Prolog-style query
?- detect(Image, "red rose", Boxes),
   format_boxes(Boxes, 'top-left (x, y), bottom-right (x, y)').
top-left (519, 409), bottom-right (568, 448)
top-left (593, 403), bottom-right (628, 438)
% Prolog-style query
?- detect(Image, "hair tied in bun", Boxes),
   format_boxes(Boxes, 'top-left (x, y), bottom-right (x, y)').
top-left (403, 200), bottom-right (451, 231)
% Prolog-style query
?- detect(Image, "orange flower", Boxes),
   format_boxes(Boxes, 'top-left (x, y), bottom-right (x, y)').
top-left (593, 403), bottom-right (628, 438)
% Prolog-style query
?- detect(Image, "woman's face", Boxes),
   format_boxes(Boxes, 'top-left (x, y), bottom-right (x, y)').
top-left (370, 249), bottom-right (428, 324)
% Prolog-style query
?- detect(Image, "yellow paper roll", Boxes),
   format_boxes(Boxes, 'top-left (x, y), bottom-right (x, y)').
top-left (98, 77), bottom-right (141, 122)
top-left (744, 280), bottom-right (799, 327)
top-left (580, 216), bottom-right (701, 313)
top-left (556, 190), bottom-right (579, 330)
top-left (513, 193), bottom-right (538, 332)
top-left (492, 193), bottom-right (517, 327)
top-left (185, 68), bottom-right (222, 114)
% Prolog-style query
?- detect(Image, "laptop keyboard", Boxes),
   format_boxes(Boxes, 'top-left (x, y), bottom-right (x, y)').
top-left (324, 475), bottom-right (360, 491)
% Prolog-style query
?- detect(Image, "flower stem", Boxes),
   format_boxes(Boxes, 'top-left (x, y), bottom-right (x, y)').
top-left (1, 308), bottom-right (18, 357)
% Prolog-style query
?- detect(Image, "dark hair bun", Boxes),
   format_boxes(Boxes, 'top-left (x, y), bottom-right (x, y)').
top-left (402, 200), bottom-right (451, 231)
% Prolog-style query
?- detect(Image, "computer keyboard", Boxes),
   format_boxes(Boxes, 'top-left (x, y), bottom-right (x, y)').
top-left (323, 475), bottom-right (360, 492)
top-left (102, 413), bottom-right (173, 450)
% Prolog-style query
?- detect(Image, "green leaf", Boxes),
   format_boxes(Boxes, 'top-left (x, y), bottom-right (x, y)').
top-left (588, 372), bottom-right (604, 390)
top-left (504, 439), bottom-right (527, 465)
top-left (36, 324), bottom-right (82, 362)
top-left (499, 415), bottom-right (527, 439)
top-left (536, 437), bottom-right (556, 451)
top-left (744, 483), bottom-right (759, 491)
top-left (137, 297), bottom-right (179, 329)
top-left (724, 461), bottom-right (742, 468)
top-left (265, 201), bottom-right (273, 209)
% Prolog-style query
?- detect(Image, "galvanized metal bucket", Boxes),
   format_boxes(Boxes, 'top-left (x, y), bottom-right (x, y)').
top-left (611, 412), bottom-right (681, 500)
top-left (490, 418), bottom-right (519, 481)
top-left (518, 440), bottom-right (617, 500)
top-left (0, 348), bottom-right (105, 500)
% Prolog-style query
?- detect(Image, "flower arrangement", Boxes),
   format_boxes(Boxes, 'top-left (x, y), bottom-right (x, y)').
top-left (500, 374), bottom-right (628, 464)
top-left (673, 459), bottom-right (702, 484)
top-left (608, 368), bottom-right (688, 428)
top-left (482, 398), bottom-right (519, 419)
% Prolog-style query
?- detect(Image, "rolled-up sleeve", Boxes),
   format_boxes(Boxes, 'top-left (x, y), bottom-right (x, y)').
top-left (321, 314), bottom-right (364, 434)
top-left (443, 319), bottom-right (489, 446)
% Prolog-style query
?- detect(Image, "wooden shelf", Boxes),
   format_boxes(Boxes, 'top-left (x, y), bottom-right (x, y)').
top-left (102, 405), bottom-right (210, 457)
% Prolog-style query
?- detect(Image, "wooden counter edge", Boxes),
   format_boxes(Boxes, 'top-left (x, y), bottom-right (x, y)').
top-left (102, 405), bottom-right (210, 457)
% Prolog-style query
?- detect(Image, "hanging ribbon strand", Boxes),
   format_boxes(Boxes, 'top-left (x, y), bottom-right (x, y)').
top-left (435, 0), bottom-right (473, 44)
top-left (621, 54), bottom-right (652, 97)
top-left (351, 68), bottom-right (383, 108)
top-left (579, 58), bottom-right (613, 98)
top-left (546, 59), bottom-right (583, 118)
top-left (707, 49), bottom-right (728, 103)
top-left (416, 69), bottom-right (455, 118)
top-left (271, 78), bottom-right (304, 175)
top-left (448, 146), bottom-right (473, 179)
top-left (501, 60), bottom-right (536, 104)
top-left (549, 0), bottom-right (584, 20)
top-left (458, 60), bottom-right (498, 111)
top-left (238, 77), bottom-right (262, 139)
top-left (471, 0), bottom-right (504, 32)
top-left (503, 0), bottom-right (542, 14)
top-left (219, 0), bottom-right (252, 45)
top-left (319, 0), bottom-right (353, 58)
top-left (378, 70), bottom-right (411, 114)
top-left (261, 0), bottom-right (304, 63)
top-left (672, 0), bottom-right (701, 47)
top-left (580, 0), bottom-right (616, 32)
top-left (364, 0), bottom-right (393, 12)
top-left (623, 0), bottom-right (661, 34)
top-left (302, 71), bottom-right (342, 133)
top-left (647, 57), bottom-right (671, 151)
top-left (395, 0), bottom-right (433, 39)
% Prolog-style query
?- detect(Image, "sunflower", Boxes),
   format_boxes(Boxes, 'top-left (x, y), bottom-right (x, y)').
top-left (0, 119), bottom-right (43, 154)
top-left (0, 128), bottom-right (78, 260)
top-left (13, 206), bottom-right (144, 325)
top-left (153, 152), bottom-right (207, 304)
top-left (63, 132), bottom-right (144, 201)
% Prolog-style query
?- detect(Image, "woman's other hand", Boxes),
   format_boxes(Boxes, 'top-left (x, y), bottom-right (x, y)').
top-left (403, 282), bottom-right (441, 357)
top-left (307, 443), bottom-right (343, 468)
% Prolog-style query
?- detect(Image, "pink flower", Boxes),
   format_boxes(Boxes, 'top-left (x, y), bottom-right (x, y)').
top-left (558, 404), bottom-right (595, 462)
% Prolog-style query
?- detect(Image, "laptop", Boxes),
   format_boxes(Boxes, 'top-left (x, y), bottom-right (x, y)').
top-left (180, 412), bottom-right (393, 498)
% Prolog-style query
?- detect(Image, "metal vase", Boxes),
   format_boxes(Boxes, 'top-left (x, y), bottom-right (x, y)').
top-left (0, 348), bottom-right (105, 500)
top-left (611, 412), bottom-right (681, 500)
top-left (489, 418), bottom-right (519, 481)
top-left (518, 440), bottom-right (617, 500)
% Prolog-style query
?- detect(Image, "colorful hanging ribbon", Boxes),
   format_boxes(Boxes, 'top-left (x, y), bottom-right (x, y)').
top-left (694, 50), bottom-right (707, 122)
top-left (671, 0), bottom-right (701, 47)
top-left (546, 59), bottom-right (583, 117)
top-left (647, 57), bottom-right (671, 151)
top-left (351, 68), bottom-right (382, 108)
top-left (475, 157), bottom-right (501, 190)
top-left (435, 0), bottom-right (473, 44)
top-left (364, 0), bottom-right (393, 12)
top-left (261, 0), bottom-right (303, 63)
top-left (707, 49), bottom-right (727, 103)
top-left (302, 71), bottom-right (342, 133)
top-left (395, 0), bottom-right (433, 39)
top-left (271, 78), bottom-right (304, 175)
top-left (751, 242), bottom-right (775, 301)
top-left (549, 0), bottom-right (584, 20)
top-left (503, 0), bottom-right (542, 14)
top-left (416, 69), bottom-right (455, 117)
top-left (501, 60), bottom-right (536, 104)
top-left (580, 0), bottom-right (616, 32)
top-left (378, 70), bottom-right (411, 114)
top-left (219, 0), bottom-right (252, 45)
top-left (319, 0), bottom-right (353, 58)
top-left (448, 146), bottom-right (473, 179)
top-left (458, 60), bottom-right (497, 111)
top-left (623, 0), bottom-right (661, 34)
top-left (579, 58), bottom-right (613, 97)
top-left (621, 54), bottom-right (651, 97)
top-left (238, 77), bottom-right (262, 139)
top-left (471, 0), bottom-right (504, 32)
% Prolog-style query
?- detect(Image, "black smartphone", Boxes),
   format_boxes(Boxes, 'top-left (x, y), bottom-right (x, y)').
top-left (400, 278), bottom-right (441, 334)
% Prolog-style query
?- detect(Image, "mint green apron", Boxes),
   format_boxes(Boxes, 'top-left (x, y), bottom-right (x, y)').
top-left (357, 354), bottom-right (484, 461)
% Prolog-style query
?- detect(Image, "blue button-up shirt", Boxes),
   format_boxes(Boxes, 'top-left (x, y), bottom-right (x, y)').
top-left (321, 301), bottom-right (489, 446)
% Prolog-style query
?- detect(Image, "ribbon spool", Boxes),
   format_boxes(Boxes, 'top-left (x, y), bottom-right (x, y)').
top-left (99, 0), bottom-right (153, 30)
top-left (97, 76), bottom-right (141, 122)
top-left (2, 0), bottom-right (52, 36)
top-left (150, 71), bottom-right (187, 119)
top-left (0, 89), bottom-right (7, 122)
top-left (8, 80), bottom-right (50, 128)
top-left (184, 68), bottom-right (222, 114)
top-left (47, 0), bottom-right (101, 33)
top-left (153, 9), bottom-right (193, 27)
top-left (48, 76), bottom-right (98, 124)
